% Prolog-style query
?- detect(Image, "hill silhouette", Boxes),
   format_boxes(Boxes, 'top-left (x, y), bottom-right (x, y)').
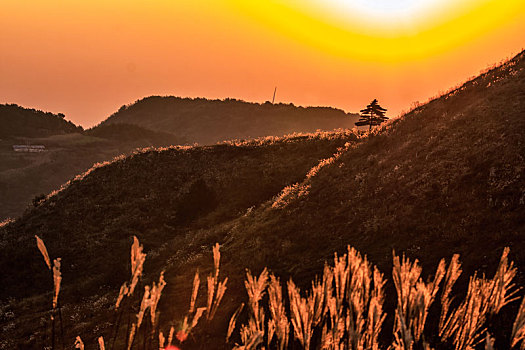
top-left (0, 104), bottom-right (82, 139)
top-left (101, 96), bottom-right (360, 144)
top-left (1, 51), bottom-right (525, 347)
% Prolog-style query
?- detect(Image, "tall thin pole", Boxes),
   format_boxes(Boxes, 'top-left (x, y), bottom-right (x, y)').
top-left (272, 87), bottom-right (277, 104)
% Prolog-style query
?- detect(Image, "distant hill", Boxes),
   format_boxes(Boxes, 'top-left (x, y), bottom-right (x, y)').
top-left (100, 96), bottom-right (360, 144)
top-left (0, 103), bottom-right (82, 139)
top-left (1, 51), bottom-right (525, 348)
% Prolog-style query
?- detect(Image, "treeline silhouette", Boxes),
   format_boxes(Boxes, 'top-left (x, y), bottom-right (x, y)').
top-left (101, 96), bottom-right (359, 144)
top-left (0, 104), bottom-right (82, 139)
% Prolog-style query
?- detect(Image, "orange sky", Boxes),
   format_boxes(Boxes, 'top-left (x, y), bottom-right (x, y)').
top-left (1, 0), bottom-right (524, 128)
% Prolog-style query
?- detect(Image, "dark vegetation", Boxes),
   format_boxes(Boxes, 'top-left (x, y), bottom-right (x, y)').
top-left (0, 104), bottom-right (82, 139)
top-left (1, 50), bottom-right (524, 348)
top-left (355, 99), bottom-right (388, 131)
top-left (101, 97), bottom-right (359, 145)
top-left (84, 123), bottom-right (185, 146)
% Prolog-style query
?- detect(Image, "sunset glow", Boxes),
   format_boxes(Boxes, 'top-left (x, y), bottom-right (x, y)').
top-left (1, 0), bottom-right (524, 126)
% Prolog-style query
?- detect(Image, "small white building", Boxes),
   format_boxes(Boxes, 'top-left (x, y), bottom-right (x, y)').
top-left (12, 145), bottom-right (46, 152)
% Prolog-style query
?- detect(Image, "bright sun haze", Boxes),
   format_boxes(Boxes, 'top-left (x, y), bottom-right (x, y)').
top-left (1, 0), bottom-right (524, 127)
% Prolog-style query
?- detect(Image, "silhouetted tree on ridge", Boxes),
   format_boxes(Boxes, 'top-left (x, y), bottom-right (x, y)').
top-left (355, 99), bottom-right (388, 131)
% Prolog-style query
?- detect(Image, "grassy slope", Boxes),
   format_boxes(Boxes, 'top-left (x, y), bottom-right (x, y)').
top-left (102, 97), bottom-right (360, 145)
top-left (0, 132), bottom-right (357, 347)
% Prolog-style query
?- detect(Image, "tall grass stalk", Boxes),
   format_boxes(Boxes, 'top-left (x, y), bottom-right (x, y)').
top-left (511, 296), bottom-right (525, 349)
top-left (231, 268), bottom-right (268, 349)
top-left (127, 270), bottom-right (166, 350)
top-left (206, 243), bottom-right (228, 321)
top-left (391, 252), bottom-right (445, 349)
top-left (164, 243), bottom-right (226, 348)
top-left (440, 248), bottom-right (519, 350)
top-left (111, 236), bottom-right (147, 350)
top-left (35, 235), bottom-right (64, 350)
top-left (268, 274), bottom-right (290, 350)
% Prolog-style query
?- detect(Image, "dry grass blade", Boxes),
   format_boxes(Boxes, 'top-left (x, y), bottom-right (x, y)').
top-left (414, 259), bottom-right (446, 341)
top-left (441, 248), bottom-right (519, 350)
top-left (346, 247), bottom-right (370, 349)
top-left (511, 297), bottom-right (525, 349)
top-left (127, 324), bottom-right (137, 350)
top-left (207, 275), bottom-right (215, 320)
top-left (207, 243), bottom-right (228, 321)
top-left (149, 271), bottom-right (167, 327)
top-left (333, 252), bottom-right (348, 311)
top-left (488, 247), bottom-right (519, 314)
top-left (167, 326), bottom-right (175, 346)
top-left (213, 242), bottom-right (221, 279)
top-left (192, 307), bottom-right (206, 329)
top-left (245, 268), bottom-right (269, 331)
top-left (234, 269), bottom-right (269, 349)
top-left (35, 235), bottom-right (51, 270)
top-left (159, 332), bottom-right (165, 349)
top-left (227, 303), bottom-right (245, 342)
top-left (115, 237), bottom-right (145, 311)
top-left (181, 307), bottom-right (206, 342)
top-left (115, 282), bottom-right (129, 309)
top-left (211, 278), bottom-right (228, 320)
top-left (268, 274), bottom-right (290, 350)
top-left (34, 235), bottom-right (64, 349)
top-left (234, 326), bottom-right (264, 350)
top-left (391, 251), bottom-right (445, 348)
top-left (129, 236), bottom-right (146, 297)
top-left (439, 254), bottom-right (462, 334)
top-left (74, 336), bottom-right (85, 350)
top-left (288, 279), bottom-right (315, 350)
top-left (189, 270), bottom-right (200, 314)
top-left (124, 271), bottom-right (167, 346)
top-left (366, 267), bottom-right (386, 350)
top-left (485, 334), bottom-right (495, 350)
top-left (52, 258), bottom-right (62, 310)
top-left (178, 306), bottom-right (206, 343)
top-left (98, 336), bottom-right (106, 350)
top-left (137, 285), bottom-right (151, 330)
top-left (342, 247), bottom-right (386, 350)
top-left (111, 237), bottom-right (146, 350)
top-left (392, 252), bottom-right (420, 349)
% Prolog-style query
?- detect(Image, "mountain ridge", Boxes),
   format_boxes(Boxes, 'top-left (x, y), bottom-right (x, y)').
top-left (100, 96), bottom-right (360, 144)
